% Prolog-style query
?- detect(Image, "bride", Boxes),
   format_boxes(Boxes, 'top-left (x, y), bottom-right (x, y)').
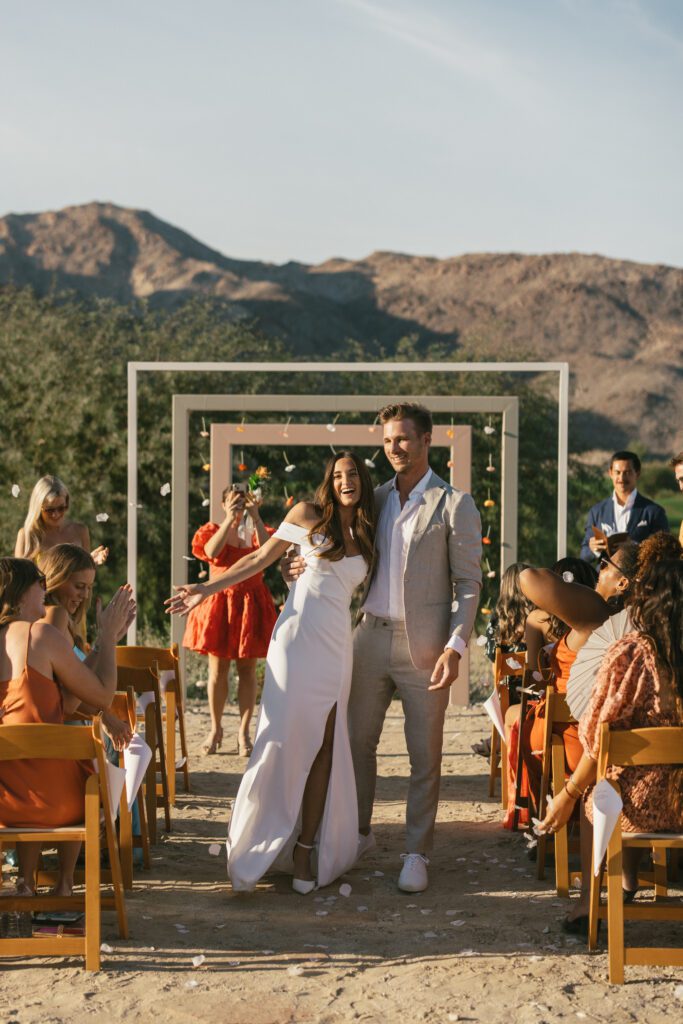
top-left (167, 451), bottom-right (375, 893)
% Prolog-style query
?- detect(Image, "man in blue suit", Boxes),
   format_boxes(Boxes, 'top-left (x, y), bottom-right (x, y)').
top-left (580, 450), bottom-right (669, 561)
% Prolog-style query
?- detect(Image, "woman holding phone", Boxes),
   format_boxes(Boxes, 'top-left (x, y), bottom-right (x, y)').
top-left (183, 484), bottom-right (277, 756)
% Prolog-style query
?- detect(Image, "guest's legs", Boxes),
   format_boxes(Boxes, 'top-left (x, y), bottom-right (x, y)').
top-left (293, 705), bottom-right (337, 881)
top-left (53, 842), bottom-right (82, 897)
top-left (204, 654), bottom-right (230, 753)
top-left (15, 842), bottom-right (41, 893)
top-left (567, 802), bottom-right (592, 921)
top-left (348, 621), bottom-right (395, 835)
top-left (235, 657), bottom-right (258, 751)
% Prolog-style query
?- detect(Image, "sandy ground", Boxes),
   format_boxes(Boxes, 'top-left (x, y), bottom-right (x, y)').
top-left (1, 700), bottom-right (682, 1024)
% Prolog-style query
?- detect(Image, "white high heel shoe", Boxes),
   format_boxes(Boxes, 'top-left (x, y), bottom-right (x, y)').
top-left (292, 840), bottom-right (316, 895)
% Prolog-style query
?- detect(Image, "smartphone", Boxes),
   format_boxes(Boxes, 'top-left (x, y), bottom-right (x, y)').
top-left (232, 482), bottom-right (247, 494)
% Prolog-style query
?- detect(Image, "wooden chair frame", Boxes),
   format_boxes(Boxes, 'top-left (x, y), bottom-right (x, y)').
top-left (536, 687), bottom-right (580, 896)
top-left (116, 644), bottom-right (190, 805)
top-left (509, 666), bottom-right (547, 831)
top-left (0, 720), bottom-right (127, 971)
top-left (588, 724), bottom-right (683, 984)
top-left (116, 664), bottom-right (171, 844)
top-left (488, 648), bottom-right (526, 808)
top-left (106, 689), bottom-right (151, 888)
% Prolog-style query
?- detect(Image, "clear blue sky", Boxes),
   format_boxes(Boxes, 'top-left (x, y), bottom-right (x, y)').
top-left (2, 0), bottom-right (681, 266)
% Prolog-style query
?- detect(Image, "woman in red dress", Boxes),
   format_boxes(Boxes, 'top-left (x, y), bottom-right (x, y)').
top-left (183, 487), bottom-right (278, 756)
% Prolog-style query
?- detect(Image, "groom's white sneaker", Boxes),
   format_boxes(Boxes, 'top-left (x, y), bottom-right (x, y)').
top-left (398, 853), bottom-right (429, 892)
top-left (356, 830), bottom-right (377, 863)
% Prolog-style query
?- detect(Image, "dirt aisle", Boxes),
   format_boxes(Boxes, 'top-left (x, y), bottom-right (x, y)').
top-left (1, 701), bottom-right (681, 1023)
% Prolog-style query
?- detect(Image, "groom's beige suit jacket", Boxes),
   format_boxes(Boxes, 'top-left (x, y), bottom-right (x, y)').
top-left (360, 471), bottom-right (482, 671)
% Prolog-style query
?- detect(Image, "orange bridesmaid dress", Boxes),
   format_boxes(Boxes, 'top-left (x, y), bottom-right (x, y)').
top-left (182, 522), bottom-right (278, 660)
top-left (0, 624), bottom-right (91, 828)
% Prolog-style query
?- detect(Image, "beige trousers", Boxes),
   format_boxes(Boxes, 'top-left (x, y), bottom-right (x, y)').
top-left (348, 613), bottom-right (450, 853)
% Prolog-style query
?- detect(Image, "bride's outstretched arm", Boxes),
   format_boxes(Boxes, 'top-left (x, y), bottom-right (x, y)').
top-left (165, 535), bottom-right (291, 616)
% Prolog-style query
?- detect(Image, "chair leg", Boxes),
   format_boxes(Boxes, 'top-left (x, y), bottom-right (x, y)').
top-left (488, 725), bottom-right (499, 798)
top-left (551, 740), bottom-right (569, 898)
top-left (104, 818), bottom-right (128, 940)
top-left (500, 738), bottom-right (508, 810)
top-left (165, 691), bottom-right (177, 807)
top-left (136, 792), bottom-right (151, 868)
top-left (176, 702), bottom-right (191, 793)
top-left (588, 860), bottom-right (603, 950)
top-left (144, 707), bottom-right (158, 845)
top-left (154, 701), bottom-right (172, 833)
top-left (607, 833), bottom-right (625, 985)
top-left (653, 846), bottom-right (668, 898)
top-left (85, 781), bottom-right (101, 972)
top-left (118, 792), bottom-right (133, 891)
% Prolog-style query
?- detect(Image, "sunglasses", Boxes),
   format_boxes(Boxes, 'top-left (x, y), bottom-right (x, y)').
top-left (599, 554), bottom-right (632, 580)
top-left (42, 505), bottom-right (68, 515)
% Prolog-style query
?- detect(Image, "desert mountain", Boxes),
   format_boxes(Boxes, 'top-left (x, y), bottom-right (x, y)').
top-left (1, 202), bottom-right (681, 454)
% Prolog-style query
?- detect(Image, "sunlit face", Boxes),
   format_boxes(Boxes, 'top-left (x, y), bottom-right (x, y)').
top-left (19, 578), bottom-right (47, 621)
top-left (609, 460), bottom-right (639, 499)
top-left (41, 493), bottom-right (69, 527)
top-left (53, 568), bottom-right (95, 616)
top-left (382, 418), bottom-right (431, 477)
top-left (596, 548), bottom-right (630, 600)
top-left (332, 457), bottom-right (362, 508)
top-left (675, 464), bottom-right (683, 492)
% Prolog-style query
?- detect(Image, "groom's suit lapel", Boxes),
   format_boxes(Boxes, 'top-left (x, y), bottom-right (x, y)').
top-left (406, 473), bottom-right (446, 558)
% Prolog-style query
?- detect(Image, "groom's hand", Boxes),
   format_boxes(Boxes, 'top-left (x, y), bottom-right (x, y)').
top-left (428, 649), bottom-right (460, 691)
top-left (281, 547), bottom-right (306, 585)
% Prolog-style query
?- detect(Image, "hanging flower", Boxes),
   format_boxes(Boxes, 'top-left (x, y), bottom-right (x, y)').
top-left (485, 558), bottom-right (495, 579)
top-left (198, 570), bottom-right (208, 579)
top-left (367, 415), bottom-right (379, 434)
top-left (199, 416), bottom-right (209, 438)
top-left (327, 413), bottom-right (340, 433)
top-left (481, 606), bottom-right (492, 615)
top-left (364, 449), bottom-right (380, 469)
top-left (446, 418), bottom-right (454, 439)
top-left (237, 450), bottom-right (248, 473)
top-left (484, 417), bottom-right (495, 436)
top-left (236, 417), bottom-right (246, 433)
top-left (95, 512), bottom-right (110, 523)
top-left (447, 459), bottom-right (454, 468)
top-left (484, 488), bottom-right (495, 508)
top-left (283, 451), bottom-right (296, 473)
top-left (160, 482), bottom-right (171, 497)
top-left (202, 463), bottom-right (211, 472)
top-left (281, 416), bottom-right (291, 439)
top-left (486, 454), bottom-right (495, 473)
top-left (284, 486), bottom-right (294, 508)
top-left (482, 525), bottom-right (492, 546)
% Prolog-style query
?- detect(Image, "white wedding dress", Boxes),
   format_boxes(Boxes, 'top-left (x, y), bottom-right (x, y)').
top-left (226, 522), bottom-right (367, 891)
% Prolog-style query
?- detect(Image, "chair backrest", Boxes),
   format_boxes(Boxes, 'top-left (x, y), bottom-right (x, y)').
top-left (494, 648), bottom-right (527, 686)
top-left (547, 689), bottom-right (576, 725)
top-left (110, 688), bottom-right (136, 729)
top-left (0, 723), bottom-right (97, 761)
top-left (116, 664), bottom-right (159, 696)
top-left (598, 724), bottom-right (683, 778)
top-left (116, 645), bottom-right (177, 672)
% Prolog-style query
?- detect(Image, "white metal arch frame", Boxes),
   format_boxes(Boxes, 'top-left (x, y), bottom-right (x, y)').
top-left (127, 361), bottom-right (569, 644)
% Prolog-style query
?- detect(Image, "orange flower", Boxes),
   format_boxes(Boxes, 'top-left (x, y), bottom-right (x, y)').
top-left (237, 463), bottom-right (248, 472)
top-left (255, 466), bottom-right (270, 480)
top-left (285, 495), bottom-right (295, 508)
top-left (482, 536), bottom-right (492, 545)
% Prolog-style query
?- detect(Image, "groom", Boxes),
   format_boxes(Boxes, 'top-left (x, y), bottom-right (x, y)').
top-left (286, 402), bottom-right (482, 892)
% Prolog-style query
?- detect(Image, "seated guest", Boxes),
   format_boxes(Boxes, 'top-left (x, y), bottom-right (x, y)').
top-left (671, 452), bottom-right (683, 544)
top-left (0, 558), bottom-right (134, 902)
top-left (15, 474), bottom-right (108, 567)
top-left (540, 555), bottom-right (683, 932)
top-left (41, 543), bottom-right (134, 749)
top-left (517, 553), bottom-right (628, 816)
top-left (580, 451), bottom-right (668, 562)
top-left (503, 558), bottom-right (599, 828)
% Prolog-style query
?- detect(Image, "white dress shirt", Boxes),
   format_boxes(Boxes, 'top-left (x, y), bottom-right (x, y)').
top-left (364, 469), bottom-right (467, 657)
top-left (613, 489), bottom-right (637, 533)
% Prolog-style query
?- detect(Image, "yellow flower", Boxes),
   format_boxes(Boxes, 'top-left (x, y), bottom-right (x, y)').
top-left (255, 466), bottom-right (270, 480)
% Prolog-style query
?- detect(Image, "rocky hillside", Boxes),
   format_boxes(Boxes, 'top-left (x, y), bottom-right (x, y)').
top-left (1, 202), bottom-right (681, 454)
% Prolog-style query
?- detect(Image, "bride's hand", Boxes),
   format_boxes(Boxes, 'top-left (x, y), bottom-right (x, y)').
top-left (165, 584), bottom-right (206, 617)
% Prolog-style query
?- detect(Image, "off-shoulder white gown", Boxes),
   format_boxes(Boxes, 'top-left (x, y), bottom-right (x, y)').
top-left (226, 522), bottom-right (367, 891)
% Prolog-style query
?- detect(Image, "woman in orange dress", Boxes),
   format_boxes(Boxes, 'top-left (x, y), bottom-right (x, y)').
top-left (183, 487), bottom-right (278, 756)
top-left (518, 551), bottom-right (633, 814)
top-left (0, 558), bottom-right (134, 901)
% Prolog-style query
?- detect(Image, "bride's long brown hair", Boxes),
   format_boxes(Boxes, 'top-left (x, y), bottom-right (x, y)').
top-left (309, 451), bottom-right (376, 566)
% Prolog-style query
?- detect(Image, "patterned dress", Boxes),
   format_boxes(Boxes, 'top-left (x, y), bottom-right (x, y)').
top-left (579, 633), bottom-right (683, 833)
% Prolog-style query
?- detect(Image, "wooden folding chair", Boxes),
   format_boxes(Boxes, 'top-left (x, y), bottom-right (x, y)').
top-left (588, 724), bottom-right (683, 984)
top-left (536, 688), bottom-right (580, 896)
top-left (116, 664), bottom-right (171, 844)
top-left (116, 643), bottom-right (190, 805)
top-left (488, 648), bottom-right (526, 808)
top-left (0, 720), bottom-right (127, 971)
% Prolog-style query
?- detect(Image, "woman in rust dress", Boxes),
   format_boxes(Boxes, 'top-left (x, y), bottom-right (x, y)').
top-left (183, 487), bottom-right (278, 756)
top-left (0, 558), bottom-right (134, 902)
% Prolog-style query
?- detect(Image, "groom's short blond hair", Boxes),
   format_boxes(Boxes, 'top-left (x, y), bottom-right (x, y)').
top-left (378, 402), bottom-right (432, 436)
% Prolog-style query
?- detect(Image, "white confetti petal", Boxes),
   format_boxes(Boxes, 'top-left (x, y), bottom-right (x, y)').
top-left (184, 979), bottom-right (199, 989)
top-left (95, 512), bottom-right (110, 523)
top-left (287, 964), bottom-right (304, 976)
top-left (202, 498), bottom-right (210, 507)
top-left (420, 909), bottom-right (433, 915)
top-left (191, 955), bottom-right (206, 968)
top-left (562, 571), bottom-right (574, 583)
top-left (100, 942), bottom-right (113, 953)
top-left (506, 658), bottom-right (522, 670)
top-left (10, 484), bottom-right (20, 498)
top-left (423, 931), bottom-right (438, 939)
top-left (476, 635), bottom-right (487, 647)
top-left (339, 883), bottom-right (352, 897)
top-left (208, 843), bottom-right (222, 856)
top-left (450, 920), bottom-right (466, 927)
top-left (160, 482), bottom-right (171, 496)
top-left (532, 671), bottom-right (543, 682)
top-left (373, 870), bottom-right (384, 877)
top-left (261, 949), bottom-right (275, 955)
top-left (357, 905), bottom-right (368, 912)
top-left (675, 985), bottom-right (683, 1001)
top-left (315, 910), bottom-right (328, 917)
